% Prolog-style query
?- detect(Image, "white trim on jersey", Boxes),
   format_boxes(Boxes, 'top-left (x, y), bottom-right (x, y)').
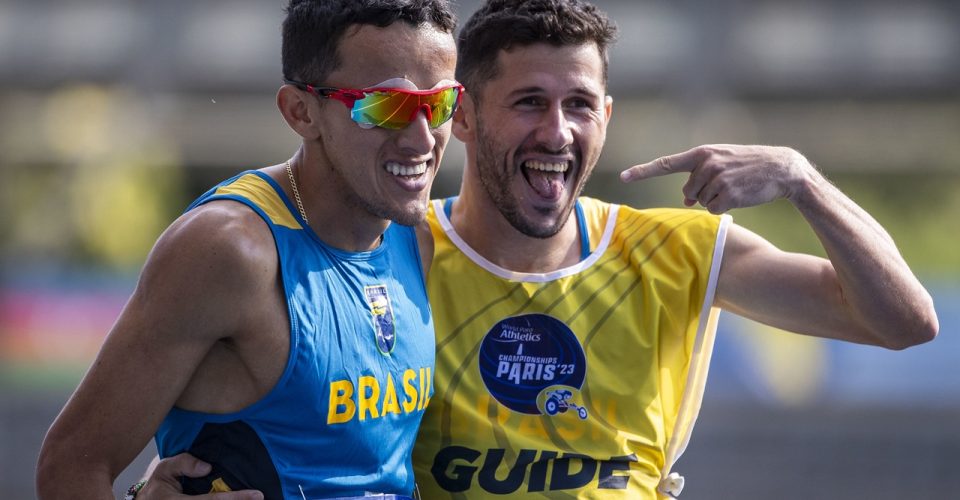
top-left (430, 199), bottom-right (620, 283)
top-left (658, 213), bottom-right (732, 497)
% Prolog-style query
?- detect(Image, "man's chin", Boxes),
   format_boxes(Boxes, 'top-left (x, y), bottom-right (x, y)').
top-left (386, 202), bottom-right (429, 227)
top-left (507, 210), bottom-right (569, 239)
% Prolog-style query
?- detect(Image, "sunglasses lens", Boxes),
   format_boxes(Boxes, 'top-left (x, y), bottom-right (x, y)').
top-left (426, 86), bottom-right (461, 128)
top-left (351, 87), bottom-right (461, 130)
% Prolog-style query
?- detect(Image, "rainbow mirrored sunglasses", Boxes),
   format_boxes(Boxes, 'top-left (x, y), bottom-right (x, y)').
top-left (284, 79), bottom-right (464, 130)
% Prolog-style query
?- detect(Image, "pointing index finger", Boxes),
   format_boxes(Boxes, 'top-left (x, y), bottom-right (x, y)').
top-left (619, 147), bottom-right (703, 182)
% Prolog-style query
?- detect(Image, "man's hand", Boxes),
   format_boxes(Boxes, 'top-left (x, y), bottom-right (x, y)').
top-left (621, 143), bottom-right (937, 349)
top-left (620, 144), bottom-right (813, 213)
top-left (137, 453), bottom-right (263, 500)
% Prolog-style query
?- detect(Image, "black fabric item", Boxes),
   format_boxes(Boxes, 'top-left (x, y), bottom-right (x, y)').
top-left (179, 420), bottom-right (283, 500)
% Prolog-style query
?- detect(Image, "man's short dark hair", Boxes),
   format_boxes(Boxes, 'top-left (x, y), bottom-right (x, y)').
top-left (282, 0), bottom-right (457, 85)
top-left (456, 0), bottom-right (617, 99)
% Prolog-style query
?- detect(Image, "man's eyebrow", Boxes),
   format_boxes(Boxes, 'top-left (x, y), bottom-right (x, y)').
top-left (569, 86), bottom-right (603, 99)
top-left (505, 85), bottom-right (603, 99)
top-left (505, 86), bottom-right (546, 98)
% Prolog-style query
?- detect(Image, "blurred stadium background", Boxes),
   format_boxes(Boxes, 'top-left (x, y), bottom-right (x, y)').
top-left (1, 0), bottom-right (958, 498)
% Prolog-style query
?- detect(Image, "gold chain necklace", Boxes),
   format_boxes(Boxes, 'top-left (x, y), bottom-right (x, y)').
top-left (285, 160), bottom-right (308, 225)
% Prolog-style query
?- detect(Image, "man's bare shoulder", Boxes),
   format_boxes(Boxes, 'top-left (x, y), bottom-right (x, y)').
top-left (156, 200), bottom-right (276, 277)
top-left (133, 200), bottom-right (279, 330)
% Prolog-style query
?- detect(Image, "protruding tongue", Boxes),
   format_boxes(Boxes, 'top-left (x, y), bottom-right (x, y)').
top-left (525, 168), bottom-right (565, 200)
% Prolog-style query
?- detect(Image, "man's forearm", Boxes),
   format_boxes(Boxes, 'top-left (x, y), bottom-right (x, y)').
top-left (789, 168), bottom-right (938, 348)
top-left (36, 459), bottom-right (117, 500)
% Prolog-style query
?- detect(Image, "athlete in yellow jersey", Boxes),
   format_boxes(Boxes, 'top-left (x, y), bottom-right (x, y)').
top-left (410, 0), bottom-right (935, 498)
top-left (138, 0), bottom-right (936, 498)
top-left (414, 199), bottom-right (728, 497)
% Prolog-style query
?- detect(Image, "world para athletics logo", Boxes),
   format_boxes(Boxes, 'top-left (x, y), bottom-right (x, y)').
top-left (478, 313), bottom-right (588, 419)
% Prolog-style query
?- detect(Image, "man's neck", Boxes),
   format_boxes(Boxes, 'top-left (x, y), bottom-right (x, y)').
top-left (272, 158), bottom-right (388, 253)
top-left (450, 189), bottom-right (582, 274)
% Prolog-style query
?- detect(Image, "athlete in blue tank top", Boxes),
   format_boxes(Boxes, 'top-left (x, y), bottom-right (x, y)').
top-left (155, 171), bottom-right (435, 498)
top-left (35, 1), bottom-right (460, 498)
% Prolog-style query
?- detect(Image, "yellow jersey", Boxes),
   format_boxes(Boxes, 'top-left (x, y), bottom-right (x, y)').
top-left (412, 197), bottom-right (729, 499)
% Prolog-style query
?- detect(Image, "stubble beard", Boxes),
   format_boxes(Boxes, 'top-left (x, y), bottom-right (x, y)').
top-left (474, 121), bottom-right (580, 239)
top-left (347, 188), bottom-right (427, 227)
top-left (324, 154), bottom-right (429, 229)
top-left (343, 174), bottom-right (429, 227)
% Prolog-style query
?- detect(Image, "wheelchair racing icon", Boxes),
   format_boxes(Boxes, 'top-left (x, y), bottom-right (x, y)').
top-left (543, 388), bottom-right (588, 420)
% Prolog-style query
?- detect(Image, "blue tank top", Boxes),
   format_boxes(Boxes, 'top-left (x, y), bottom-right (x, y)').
top-left (155, 170), bottom-right (435, 499)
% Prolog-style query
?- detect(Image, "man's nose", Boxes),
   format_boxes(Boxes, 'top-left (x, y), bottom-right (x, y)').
top-left (535, 105), bottom-right (574, 152)
top-left (396, 108), bottom-right (436, 154)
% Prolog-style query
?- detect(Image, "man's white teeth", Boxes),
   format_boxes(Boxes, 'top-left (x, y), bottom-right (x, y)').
top-left (385, 161), bottom-right (427, 176)
top-left (525, 160), bottom-right (568, 172)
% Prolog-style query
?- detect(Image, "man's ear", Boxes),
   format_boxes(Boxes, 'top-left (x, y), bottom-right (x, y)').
top-left (277, 85), bottom-right (320, 139)
top-left (604, 94), bottom-right (613, 123)
top-left (452, 92), bottom-right (477, 144)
